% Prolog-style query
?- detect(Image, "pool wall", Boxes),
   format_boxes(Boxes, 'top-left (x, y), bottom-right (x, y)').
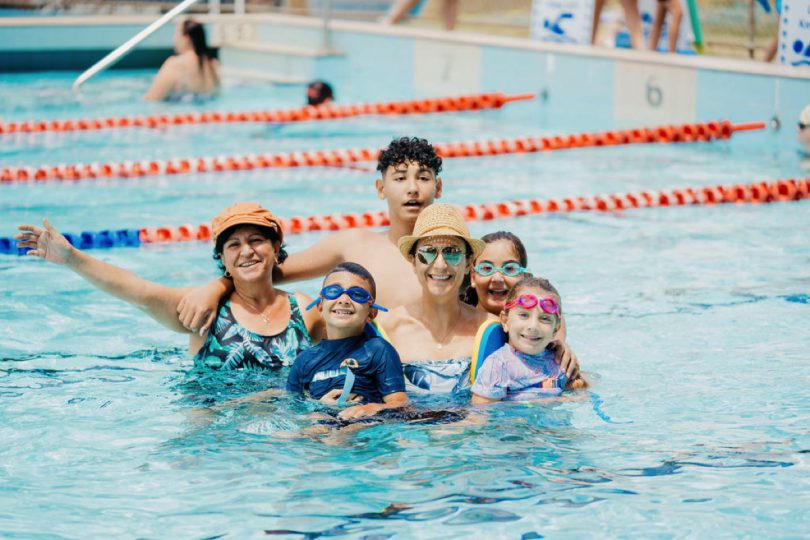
top-left (1, 13), bottom-right (808, 140)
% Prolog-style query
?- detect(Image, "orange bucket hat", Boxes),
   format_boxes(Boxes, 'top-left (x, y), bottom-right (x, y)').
top-left (211, 202), bottom-right (283, 243)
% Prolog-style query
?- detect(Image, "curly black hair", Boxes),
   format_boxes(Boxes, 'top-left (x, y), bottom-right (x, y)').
top-left (376, 136), bottom-right (442, 175)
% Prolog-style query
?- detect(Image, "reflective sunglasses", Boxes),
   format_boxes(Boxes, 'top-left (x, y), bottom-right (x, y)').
top-left (474, 261), bottom-right (527, 277)
top-left (305, 284), bottom-right (388, 312)
top-left (416, 246), bottom-right (465, 266)
top-left (504, 294), bottom-right (560, 315)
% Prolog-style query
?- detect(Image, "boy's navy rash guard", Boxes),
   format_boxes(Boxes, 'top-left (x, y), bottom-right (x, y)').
top-left (286, 334), bottom-right (405, 403)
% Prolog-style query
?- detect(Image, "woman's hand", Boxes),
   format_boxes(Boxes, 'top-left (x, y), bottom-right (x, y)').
top-left (15, 219), bottom-right (75, 265)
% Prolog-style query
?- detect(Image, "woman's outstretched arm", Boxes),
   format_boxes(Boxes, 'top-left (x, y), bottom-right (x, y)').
top-left (17, 219), bottom-right (191, 334)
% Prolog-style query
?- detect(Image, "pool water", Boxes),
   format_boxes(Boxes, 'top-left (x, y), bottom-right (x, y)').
top-left (1, 71), bottom-right (808, 538)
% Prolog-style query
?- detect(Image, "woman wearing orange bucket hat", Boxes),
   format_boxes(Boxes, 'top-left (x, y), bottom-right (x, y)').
top-left (16, 203), bottom-right (324, 368)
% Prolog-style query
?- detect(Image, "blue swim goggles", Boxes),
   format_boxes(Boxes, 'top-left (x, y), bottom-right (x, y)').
top-left (305, 284), bottom-right (388, 312)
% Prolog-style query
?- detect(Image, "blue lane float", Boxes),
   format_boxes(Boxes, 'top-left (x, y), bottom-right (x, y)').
top-left (1, 228), bottom-right (141, 255)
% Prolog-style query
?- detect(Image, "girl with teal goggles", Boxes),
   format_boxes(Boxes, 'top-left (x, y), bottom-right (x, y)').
top-left (473, 261), bottom-right (527, 277)
top-left (305, 284), bottom-right (388, 312)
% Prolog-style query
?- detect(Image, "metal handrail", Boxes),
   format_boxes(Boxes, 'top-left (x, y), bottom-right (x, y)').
top-left (72, 0), bottom-right (203, 92)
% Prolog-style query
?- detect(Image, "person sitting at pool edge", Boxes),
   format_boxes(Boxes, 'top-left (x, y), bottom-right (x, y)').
top-left (471, 277), bottom-right (587, 406)
top-left (15, 203), bottom-right (324, 367)
top-left (287, 262), bottom-right (408, 420)
top-left (145, 18), bottom-right (219, 102)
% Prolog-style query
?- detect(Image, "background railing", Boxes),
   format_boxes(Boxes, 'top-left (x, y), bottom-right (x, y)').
top-left (4, 0), bottom-right (782, 60)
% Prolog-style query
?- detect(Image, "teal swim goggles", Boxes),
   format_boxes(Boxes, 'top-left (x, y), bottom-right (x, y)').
top-left (305, 284), bottom-right (388, 312)
top-left (473, 261), bottom-right (527, 277)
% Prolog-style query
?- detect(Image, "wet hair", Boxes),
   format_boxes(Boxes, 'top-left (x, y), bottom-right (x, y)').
top-left (182, 19), bottom-right (215, 72)
top-left (307, 80), bottom-right (334, 106)
top-left (503, 276), bottom-right (562, 314)
top-left (461, 231), bottom-right (528, 306)
top-left (324, 262), bottom-right (377, 299)
top-left (212, 224), bottom-right (288, 280)
top-left (377, 136), bottom-right (442, 176)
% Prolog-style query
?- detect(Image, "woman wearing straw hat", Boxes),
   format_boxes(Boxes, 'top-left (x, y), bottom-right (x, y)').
top-left (381, 203), bottom-right (579, 394)
top-left (377, 203), bottom-right (498, 394)
top-left (16, 203), bottom-right (324, 369)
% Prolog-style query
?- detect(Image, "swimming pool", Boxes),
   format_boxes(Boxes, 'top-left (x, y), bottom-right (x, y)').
top-left (1, 69), bottom-right (808, 538)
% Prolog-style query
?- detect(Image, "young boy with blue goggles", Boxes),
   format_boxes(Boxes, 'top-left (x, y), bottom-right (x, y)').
top-left (286, 262), bottom-right (408, 420)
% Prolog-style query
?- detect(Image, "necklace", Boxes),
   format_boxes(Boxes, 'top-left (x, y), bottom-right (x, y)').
top-left (434, 314), bottom-right (461, 350)
top-left (236, 292), bottom-right (276, 326)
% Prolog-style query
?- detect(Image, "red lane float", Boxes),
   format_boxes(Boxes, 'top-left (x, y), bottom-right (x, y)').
top-left (0, 92), bottom-right (534, 135)
top-left (133, 177), bottom-right (809, 244)
top-left (0, 120), bottom-right (765, 184)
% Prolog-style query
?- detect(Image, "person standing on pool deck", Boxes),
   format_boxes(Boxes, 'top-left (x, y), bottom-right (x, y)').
top-left (15, 203), bottom-right (324, 367)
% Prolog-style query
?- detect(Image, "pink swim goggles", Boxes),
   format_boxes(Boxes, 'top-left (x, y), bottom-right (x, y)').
top-left (504, 294), bottom-right (560, 315)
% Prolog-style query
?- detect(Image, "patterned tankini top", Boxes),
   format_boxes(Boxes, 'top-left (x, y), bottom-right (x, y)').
top-left (193, 293), bottom-right (312, 370)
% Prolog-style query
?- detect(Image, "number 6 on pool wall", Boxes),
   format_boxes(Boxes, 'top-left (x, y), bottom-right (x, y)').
top-left (613, 62), bottom-right (696, 125)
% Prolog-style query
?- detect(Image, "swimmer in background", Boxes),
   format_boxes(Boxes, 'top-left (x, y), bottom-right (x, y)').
top-left (471, 277), bottom-right (587, 406)
top-left (286, 262), bottom-right (408, 420)
top-left (798, 105), bottom-right (810, 158)
top-left (306, 80), bottom-right (334, 106)
top-left (145, 18), bottom-right (219, 102)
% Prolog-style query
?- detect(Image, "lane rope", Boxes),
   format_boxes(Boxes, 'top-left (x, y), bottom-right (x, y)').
top-left (0, 120), bottom-right (765, 184)
top-left (3, 177), bottom-right (806, 255)
top-left (0, 92), bottom-right (534, 135)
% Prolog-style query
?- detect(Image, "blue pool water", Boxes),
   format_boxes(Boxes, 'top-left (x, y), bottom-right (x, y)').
top-left (1, 71), bottom-right (809, 538)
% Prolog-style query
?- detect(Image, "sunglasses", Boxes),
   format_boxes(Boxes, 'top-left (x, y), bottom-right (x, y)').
top-left (474, 261), bottom-right (527, 277)
top-left (504, 294), bottom-right (560, 315)
top-left (305, 284), bottom-right (388, 312)
top-left (416, 246), bottom-right (465, 266)
top-left (800, 122), bottom-right (808, 130)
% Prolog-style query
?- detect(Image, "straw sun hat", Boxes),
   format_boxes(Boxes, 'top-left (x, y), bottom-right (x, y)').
top-left (398, 203), bottom-right (485, 261)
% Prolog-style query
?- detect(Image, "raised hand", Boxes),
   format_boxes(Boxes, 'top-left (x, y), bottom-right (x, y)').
top-left (15, 218), bottom-right (75, 265)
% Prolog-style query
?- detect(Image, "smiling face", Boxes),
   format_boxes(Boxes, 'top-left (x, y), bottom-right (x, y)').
top-left (318, 271), bottom-right (375, 338)
top-left (501, 286), bottom-right (559, 356)
top-left (471, 239), bottom-right (527, 315)
top-left (375, 160), bottom-right (442, 225)
top-left (220, 225), bottom-right (279, 283)
top-left (412, 235), bottom-right (469, 299)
